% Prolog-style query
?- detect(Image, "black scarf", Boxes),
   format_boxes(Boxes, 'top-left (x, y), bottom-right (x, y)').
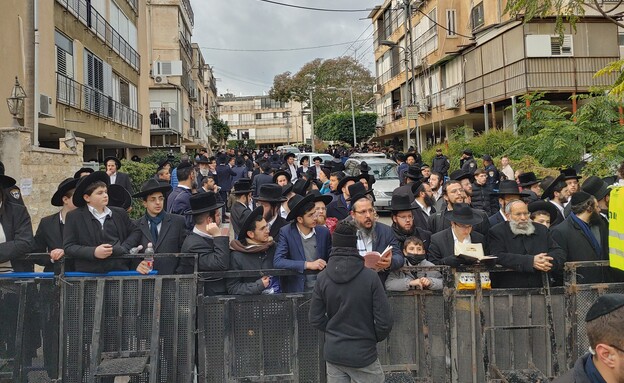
top-left (145, 211), bottom-right (166, 244)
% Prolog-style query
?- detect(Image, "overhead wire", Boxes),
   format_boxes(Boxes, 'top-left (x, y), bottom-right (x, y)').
top-left (339, 24), bottom-right (373, 57)
top-left (200, 39), bottom-right (371, 53)
top-left (255, 0), bottom-right (371, 13)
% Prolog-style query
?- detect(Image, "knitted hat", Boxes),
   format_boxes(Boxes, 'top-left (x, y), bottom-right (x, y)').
top-left (586, 294), bottom-right (624, 322)
top-left (332, 222), bottom-right (358, 248)
top-left (570, 191), bottom-right (592, 206)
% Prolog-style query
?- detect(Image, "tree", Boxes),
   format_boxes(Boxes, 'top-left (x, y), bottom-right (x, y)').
top-left (269, 57), bottom-right (375, 119)
top-left (210, 114), bottom-right (233, 148)
top-left (314, 112), bottom-right (377, 144)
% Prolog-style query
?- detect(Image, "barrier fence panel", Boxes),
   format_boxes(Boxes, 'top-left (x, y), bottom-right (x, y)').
top-left (564, 261), bottom-right (624, 368)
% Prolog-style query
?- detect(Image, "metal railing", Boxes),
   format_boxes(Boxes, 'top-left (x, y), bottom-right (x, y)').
top-left (149, 107), bottom-right (179, 132)
top-left (226, 118), bottom-right (291, 127)
top-left (179, 32), bottom-right (192, 59)
top-left (56, 0), bottom-right (140, 71)
top-left (56, 73), bottom-right (142, 131)
top-left (180, 0), bottom-right (195, 26)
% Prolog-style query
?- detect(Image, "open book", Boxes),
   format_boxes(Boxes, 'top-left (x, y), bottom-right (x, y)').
top-left (363, 245), bottom-right (393, 269)
top-left (454, 242), bottom-right (497, 263)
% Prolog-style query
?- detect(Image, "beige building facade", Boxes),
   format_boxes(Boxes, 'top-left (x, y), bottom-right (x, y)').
top-left (146, 0), bottom-right (208, 153)
top-left (218, 95), bottom-right (307, 148)
top-left (370, 0), bottom-right (620, 151)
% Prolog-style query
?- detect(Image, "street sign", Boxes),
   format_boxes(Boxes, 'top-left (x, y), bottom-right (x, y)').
top-left (405, 106), bottom-right (420, 120)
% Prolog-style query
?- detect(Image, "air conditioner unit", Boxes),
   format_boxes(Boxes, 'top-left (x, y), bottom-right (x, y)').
top-left (39, 94), bottom-right (53, 117)
top-left (417, 99), bottom-right (430, 114)
top-left (189, 87), bottom-right (197, 101)
top-left (154, 76), bottom-right (169, 84)
top-left (373, 83), bottom-right (383, 94)
top-left (152, 60), bottom-right (183, 76)
top-left (445, 95), bottom-right (460, 110)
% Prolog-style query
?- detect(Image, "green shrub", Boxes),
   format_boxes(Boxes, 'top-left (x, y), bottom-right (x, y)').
top-left (142, 150), bottom-right (182, 166)
top-left (119, 160), bottom-right (158, 219)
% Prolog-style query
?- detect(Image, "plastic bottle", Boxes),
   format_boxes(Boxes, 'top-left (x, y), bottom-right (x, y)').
top-left (144, 242), bottom-right (155, 272)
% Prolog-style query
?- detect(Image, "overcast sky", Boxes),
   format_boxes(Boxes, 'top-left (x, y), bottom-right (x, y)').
top-left (189, 0), bottom-right (381, 97)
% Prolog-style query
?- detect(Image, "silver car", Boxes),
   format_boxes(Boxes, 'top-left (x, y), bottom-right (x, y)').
top-left (344, 158), bottom-right (399, 209)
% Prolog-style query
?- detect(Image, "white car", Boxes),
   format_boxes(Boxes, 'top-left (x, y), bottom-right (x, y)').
top-left (276, 145), bottom-right (300, 154)
top-left (344, 158), bottom-right (399, 209)
top-left (296, 152), bottom-right (333, 163)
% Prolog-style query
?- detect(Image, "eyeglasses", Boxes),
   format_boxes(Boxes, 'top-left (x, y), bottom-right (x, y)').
top-left (447, 188), bottom-right (463, 195)
top-left (394, 215), bottom-right (413, 222)
top-left (610, 344), bottom-right (624, 354)
top-left (453, 223), bottom-right (472, 229)
top-left (354, 209), bottom-right (376, 216)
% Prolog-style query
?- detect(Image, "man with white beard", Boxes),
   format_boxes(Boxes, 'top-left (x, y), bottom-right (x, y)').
top-left (488, 200), bottom-right (565, 288)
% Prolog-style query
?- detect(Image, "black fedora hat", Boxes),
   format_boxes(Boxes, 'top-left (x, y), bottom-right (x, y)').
top-left (445, 203), bottom-right (483, 226)
top-left (185, 191), bottom-right (224, 215)
top-left (493, 180), bottom-right (530, 197)
top-left (238, 206), bottom-right (265, 240)
top-left (72, 171), bottom-right (110, 207)
top-left (312, 156), bottom-right (322, 163)
top-left (51, 177), bottom-right (79, 207)
top-left (322, 160), bottom-right (334, 170)
top-left (337, 176), bottom-right (357, 193)
top-left (292, 178), bottom-right (311, 196)
top-left (157, 158), bottom-right (173, 170)
top-left (299, 155), bottom-right (309, 165)
top-left (528, 200), bottom-right (558, 224)
top-left (541, 174), bottom-right (565, 200)
top-left (232, 178), bottom-right (252, 195)
top-left (286, 193), bottom-right (316, 221)
top-left (309, 189), bottom-right (332, 206)
top-left (107, 184), bottom-right (132, 210)
top-left (0, 174), bottom-right (16, 189)
top-left (103, 156), bottom-right (122, 170)
top-left (73, 167), bottom-right (94, 179)
top-left (283, 152), bottom-right (296, 161)
top-left (359, 161), bottom-right (372, 172)
top-left (272, 170), bottom-right (292, 184)
top-left (405, 166), bottom-right (423, 181)
top-left (196, 156), bottom-right (210, 164)
top-left (282, 183), bottom-right (294, 196)
top-left (518, 172), bottom-right (541, 187)
top-left (539, 176), bottom-right (554, 193)
top-left (390, 193), bottom-right (413, 212)
top-left (560, 168), bottom-right (581, 180)
top-left (347, 182), bottom-right (374, 207)
top-left (256, 184), bottom-right (287, 203)
top-left (582, 176), bottom-right (610, 201)
top-left (449, 169), bottom-right (473, 182)
top-left (132, 178), bottom-right (172, 199)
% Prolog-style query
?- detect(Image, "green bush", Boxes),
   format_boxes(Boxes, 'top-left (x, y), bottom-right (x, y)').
top-left (119, 160), bottom-right (158, 219)
top-left (142, 150), bottom-right (181, 166)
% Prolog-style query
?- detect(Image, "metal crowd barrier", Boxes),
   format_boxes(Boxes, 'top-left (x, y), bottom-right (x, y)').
top-left (3, 259), bottom-right (624, 382)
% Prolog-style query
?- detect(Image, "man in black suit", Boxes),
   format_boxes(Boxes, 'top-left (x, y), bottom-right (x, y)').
top-left (428, 181), bottom-right (490, 236)
top-left (251, 161), bottom-right (273, 201)
top-left (255, 184), bottom-right (288, 239)
top-left (229, 179), bottom-right (252, 239)
top-left (541, 174), bottom-right (569, 227)
top-left (132, 179), bottom-right (187, 275)
top-left (63, 171), bottom-right (141, 273)
top-left (488, 200), bottom-right (565, 288)
top-left (167, 162), bottom-right (195, 233)
top-left (216, 155), bottom-right (236, 218)
top-left (104, 156), bottom-right (133, 194)
top-left (326, 176), bottom-right (356, 221)
top-left (176, 192), bottom-right (230, 295)
top-left (488, 180), bottom-right (530, 227)
top-left (389, 193), bottom-right (432, 250)
top-left (428, 203), bottom-right (486, 267)
top-left (34, 177), bottom-right (79, 271)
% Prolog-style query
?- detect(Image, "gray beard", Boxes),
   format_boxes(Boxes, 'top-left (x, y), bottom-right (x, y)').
top-left (509, 220), bottom-right (536, 236)
top-left (355, 220), bottom-right (376, 237)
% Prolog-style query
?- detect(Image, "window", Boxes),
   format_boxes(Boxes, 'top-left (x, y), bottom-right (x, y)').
top-left (446, 9), bottom-right (457, 37)
top-left (470, 3), bottom-right (484, 30)
top-left (550, 35), bottom-right (573, 56)
top-left (84, 49), bottom-right (112, 115)
top-left (110, 0), bottom-right (138, 50)
top-left (619, 33), bottom-right (624, 46)
top-left (255, 113), bottom-right (262, 120)
top-left (55, 31), bottom-right (74, 78)
top-left (525, 35), bottom-right (573, 57)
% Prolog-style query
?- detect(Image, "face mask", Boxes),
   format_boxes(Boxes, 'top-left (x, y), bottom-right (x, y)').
top-left (405, 253), bottom-right (425, 266)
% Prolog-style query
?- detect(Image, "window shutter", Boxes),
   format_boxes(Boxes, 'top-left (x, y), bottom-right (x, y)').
top-left (56, 46), bottom-right (67, 76)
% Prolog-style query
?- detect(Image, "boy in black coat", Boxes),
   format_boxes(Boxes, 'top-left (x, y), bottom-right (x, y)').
top-left (309, 222), bottom-right (393, 382)
top-left (63, 171), bottom-right (141, 273)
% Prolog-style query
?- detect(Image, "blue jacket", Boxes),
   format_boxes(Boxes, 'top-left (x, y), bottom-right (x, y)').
top-left (166, 186), bottom-right (193, 233)
top-left (232, 166), bottom-right (247, 184)
top-left (216, 164), bottom-right (236, 191)
top-left (273, 223), bottom-right (332, 293)
top-left (326, 194), bottom-right (349, 220)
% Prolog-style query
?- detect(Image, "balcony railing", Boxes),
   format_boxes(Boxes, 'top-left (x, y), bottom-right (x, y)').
top-left (180, 32), bottom-right (192, 59)
top-left (56, 0), bottom-right (140, 71)
top-left (226, 118), bottom-right (291, 127)
top-left (181, 0), bottom-right (195, 27)
top-left (126, 0), bottom-right (137, 13)
top-left (149, 107), bottom-right (179, 133)
top-left (56, 73), bottom-right (142, 131)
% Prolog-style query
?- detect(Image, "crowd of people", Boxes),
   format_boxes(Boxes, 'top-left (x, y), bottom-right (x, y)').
top-left (2, 145), bottom-right (624, 381)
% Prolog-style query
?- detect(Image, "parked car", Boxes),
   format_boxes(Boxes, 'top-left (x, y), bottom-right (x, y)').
top-left (343, 157), bottom-right (399, 209)
top-left (276, 145), bottom-right (300, 154)
top-left (348, 153), bottom-right (388, 159)
top-left (295, 152), bottom-right (333, 163)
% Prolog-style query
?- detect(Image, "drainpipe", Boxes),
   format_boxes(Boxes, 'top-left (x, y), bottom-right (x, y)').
top-left (483, 104), bottom-right (489, 132)
top-left (511, 96), bottom-right (517, 134)
top-left (33, 0), bottom-right (39, 146)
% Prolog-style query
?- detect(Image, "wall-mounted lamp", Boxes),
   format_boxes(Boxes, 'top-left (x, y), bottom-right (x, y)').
top-left (6, 76), bottom-right (26, 128)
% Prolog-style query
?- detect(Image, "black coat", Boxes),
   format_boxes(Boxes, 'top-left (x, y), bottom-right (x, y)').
top-left (166, 186), bottom-right (193, 233)
top-left (226, 242), bottom-right (276, 295)
top-left (488, 221), bottom-right (565, 288)
top-left (326, 194), bottom-right (349, 221)
top-left (216, 164), bottom-right (236, 191)
top-left (176, 232), bottom-right (230, 295)
top-left (471, 183), bottom-right (497, 216)
top-left (34, 212), bottom-right (70, 271)
top-left (461, 157), bottom-right (477, 174)
top-left (111, 172), bottom-right (133, 194)
top-left (412, 203), bottom-right (432, 231)
top-left (269, 216), bottom-right (288, 239)
top-left (230, 201), bottom-right (251, 239)
top-left (551, 353), bottom-right (593, 383)
top-left (63, 206), bottom-right (141, 273)
top-left (133, 213), bottom-right (187, 275)
top-left (0, 201), bottom-right (33, 272)
top-left (488, 210), bottom-right (505, 227)
top-left (551, 215), bottom-right (610, 284)
top-left (428, 228), bottom-right (486, 267)
top-left (309, 246), bottom-right (393, 368)
top-left (251, 172), bottom-right (273, 198)
top-left (431, 155), bottom-right (450, 176)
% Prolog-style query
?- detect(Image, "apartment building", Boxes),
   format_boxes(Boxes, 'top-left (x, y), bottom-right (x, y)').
top-left (1, 0), bottom-right (150, 159)
top-left (370, 0), bottom-right (619, 151)
top-left (218, 95), bottom-right (307, 148)
top-left (146, 0), bottom-right (207, 152)
top-left (203, 65), bottom-right (218, 149)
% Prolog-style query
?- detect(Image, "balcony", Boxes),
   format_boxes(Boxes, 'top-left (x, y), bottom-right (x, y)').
top-left (57, 73), bottom-right (142, 131)
top-left (56, 0), bottom-right (140, 71)
top-left (226, 118), bottom-right (291, 127)
top-left (181, 0), bottom-right (194, 27)
top-left (179, 32), bottom-right (192, 60)
top-left (149, 107), bottom-right (179, 134)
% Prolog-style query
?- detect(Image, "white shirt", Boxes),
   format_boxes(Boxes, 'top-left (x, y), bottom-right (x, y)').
top-left (289, 164), bottom-right (298, 180)
top-left (315, 165), bottom-right (322, 179)
top-left (550, 200), bottom-right (565, 216)
top-left (109, 172), bottom-right (117, 185)
top-left (452, 227), bottom-right (472, 244)
top-left (501, 165), bottom-right (514, 181)
top-left (297, 225), bottom-right (316, 240)
top-left (193, 226), bottom-right (213, 239)
top-left (280, 205), bottom-right (288, 219)
top-left (498, 209), bottom-right (508, 222)
top-left (87, 205), bottom-right (113, 228)
top-left (415, 200), bottom-right (432, 216)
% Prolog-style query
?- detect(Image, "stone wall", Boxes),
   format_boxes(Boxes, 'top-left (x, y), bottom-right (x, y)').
top-left (0, 127), bottom-right (85, 230)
